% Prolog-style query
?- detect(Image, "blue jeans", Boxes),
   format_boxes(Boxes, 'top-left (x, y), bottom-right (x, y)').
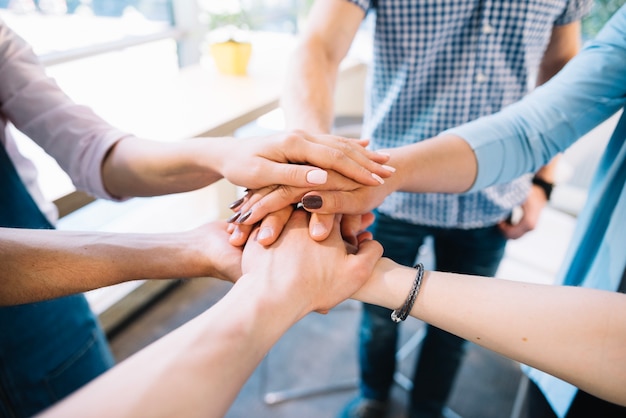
top-left (0, 295), bottom-right (114, 417)
top-left (358, 212), bottom-right (507, 418)
top-left (522, 379), bottom-right (626, 418)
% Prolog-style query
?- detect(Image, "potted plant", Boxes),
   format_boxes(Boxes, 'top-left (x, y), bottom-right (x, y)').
top-left (201, 1), bottom-right (252, 76)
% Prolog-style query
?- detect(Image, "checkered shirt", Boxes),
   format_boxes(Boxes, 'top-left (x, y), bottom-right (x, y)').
top-left (347, 0), bottom-right (592, 228)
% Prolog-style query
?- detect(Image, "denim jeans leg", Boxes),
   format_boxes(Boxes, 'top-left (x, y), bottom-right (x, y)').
top-left (0, 294), bottom-right (115, 417)
top-left (359, 212), bottom-right (427, 401)
top-left (410, 225), bottom-right (507, 418)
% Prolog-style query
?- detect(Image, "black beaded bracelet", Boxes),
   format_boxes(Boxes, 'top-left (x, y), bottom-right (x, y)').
top-left (391, 262), bottom-right (424, 323)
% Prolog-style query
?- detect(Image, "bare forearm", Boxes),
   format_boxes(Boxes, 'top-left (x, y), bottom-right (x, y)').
top-left (102, 137), bottom-right (225, 198)
top-left (41, 274), bottom-right (304, 418)
top-left (386, 134), bottom-right (479, 194)
top-left (0, 228), bottom-right (205, 305)
top-left (354, 259), bottom-right (626, 406)
top-left (282, 38), bottom-right (338, 133)
top-left (39, 208), bottom-right (385, 417)
top-left (281, 0), bottom-right (363, 133)
top-left (536, 21), bottom-right (582, 87)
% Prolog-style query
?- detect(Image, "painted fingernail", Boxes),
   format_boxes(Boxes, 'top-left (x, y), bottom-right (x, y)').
top-left (311, 223), bottom-right (327, 237)
top-left (306, 169), bottom-right (328, 185)
top-left (372, 173), bottom-right (385, 184)
top-left (302, 195), bottom-right (323, 209)
top-left (237, 210), bottom-right (252, 224)
top-left (227, 211), bottom-right (241, 223)
top-left (382, 164), bottom-right (396, 173)
top-left (228, 197), bottom-right (245, 210)
top-left (257, 226), bottom-right (273, 241)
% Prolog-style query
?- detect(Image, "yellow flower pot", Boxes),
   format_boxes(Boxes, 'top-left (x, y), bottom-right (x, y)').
top-left (210, 40), bottom-right (252, 76)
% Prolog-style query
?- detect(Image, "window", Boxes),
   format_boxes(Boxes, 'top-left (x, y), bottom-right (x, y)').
top-left (1, 1), bottom-right (183, 203)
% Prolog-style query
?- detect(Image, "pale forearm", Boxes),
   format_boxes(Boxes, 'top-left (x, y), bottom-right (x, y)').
top-left (0, 228), bottom-right (206, 305)
top-left (41, 274), bottom-right (304, 418)
top-left (281, 0), bottom-right (363, 133)
top-left (354, 259), bottom-right (626, 406)
top-left (282, 38), bottom-right (338, 133)
top-left (386, 134), bottom-right (479, 194)
top-left (102, 137), bottom-right (225, 198)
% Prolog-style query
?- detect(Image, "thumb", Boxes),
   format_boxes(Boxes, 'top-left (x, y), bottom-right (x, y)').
top-left (350, 238), bottom-right (384, 274)
top-left (309, 213), bottom-right (335, 241)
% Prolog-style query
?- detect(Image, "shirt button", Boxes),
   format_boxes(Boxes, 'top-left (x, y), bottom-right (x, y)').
top-left (482, 23), bottom-right (495, 34)
top-left (475, 72), bottom-right (487, 83)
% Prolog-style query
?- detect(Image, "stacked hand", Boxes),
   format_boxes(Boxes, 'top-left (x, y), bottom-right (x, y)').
top-left (208, 130), bottom-right (389, 310)
top-left (241, 209), bottom-right (382, 315)
top-left (218, 131), bottom-right (393, 190)
top-left (222, 132), bottom-right (395, 246)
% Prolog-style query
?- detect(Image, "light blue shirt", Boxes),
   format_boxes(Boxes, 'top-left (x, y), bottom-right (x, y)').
top-left (449, 5), bottom-right (626, 416)
top-left (347, 0), bottom-right (591, 228)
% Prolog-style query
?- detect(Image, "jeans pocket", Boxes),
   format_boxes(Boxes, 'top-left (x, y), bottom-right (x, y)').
top-left (44, 328), bottom-right (113, 403)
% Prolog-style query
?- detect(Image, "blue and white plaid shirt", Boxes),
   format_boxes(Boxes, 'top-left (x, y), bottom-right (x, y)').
top-left (347, 0), bottom-right (592, 228)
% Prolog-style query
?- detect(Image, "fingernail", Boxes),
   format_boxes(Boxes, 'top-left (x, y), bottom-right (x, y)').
top-left (311, 223), bottom-right (327, 237)
top-left (376, 151), bottom-right (390, 157)
top-left (227, 211), bottom-right (241, 223)
top-left (306, 169), bottom-right (328, 185)
top-left (382, 164), bottom-right (396, 173)
top-left (237, 210), bottom-right (252, 224)
top-left (257, 226), bottom-right (273, 241)
top-left (372, 173), bottom-right (384, 184)
top-left (228, 197), bottom-right (245, 210)
top-left (230, 226), bottom-right (242, 241)
top-left (302, 195), bottom-right (323, 209)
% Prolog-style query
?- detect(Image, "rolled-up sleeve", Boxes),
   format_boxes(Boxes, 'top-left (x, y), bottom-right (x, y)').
top-left (445, 6), bottom-right (626, 192)
top-left (0, 20), bottom-right (133, 200)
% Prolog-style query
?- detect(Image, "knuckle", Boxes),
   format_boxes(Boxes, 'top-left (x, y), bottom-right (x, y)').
top-left (284, 131), bottom-right (303, 147)
top-left (285, 166), bottom-right (303, 185)
top-left (277, 185), bottom-right (303, 202)
top-left (336, 140), bottom-right (353, 154)
top-left (246, 162), bottom-right (264, 181)
top-left (328, 148), bottom-right (345, 163)
top-left (329, 192), bottom-right (345, 212)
